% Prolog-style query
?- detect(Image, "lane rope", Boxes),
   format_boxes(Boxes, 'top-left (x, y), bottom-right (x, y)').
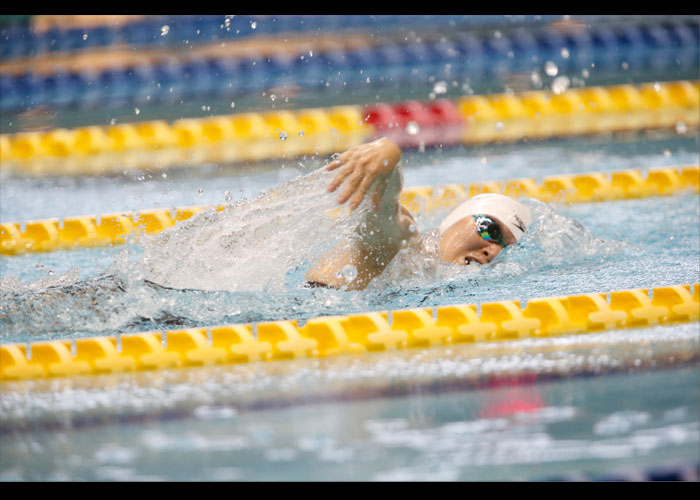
top-left (1, 283), bottom-right (697, 382)
top-left (1, 164), bottom-right (696, 256)
top-left (1, 80), bottom-right (697, 176)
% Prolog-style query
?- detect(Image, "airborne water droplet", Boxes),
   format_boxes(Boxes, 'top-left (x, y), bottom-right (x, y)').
top-left (161, 25), bottom-right (170, 36)
top-left (406, 122), bottom-right (420, 135)
top-left (433, 81), bottom-right (448, 94)
top-left (544, 61), bottom-right (558, 77)
top-left (279, 131), bottom-right (288, 141)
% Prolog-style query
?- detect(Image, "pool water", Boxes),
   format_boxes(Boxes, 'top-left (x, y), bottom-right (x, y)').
top-left (1, 324), bottom-right (698, 481)
top-left (1, 132), bottom-right (698, 481)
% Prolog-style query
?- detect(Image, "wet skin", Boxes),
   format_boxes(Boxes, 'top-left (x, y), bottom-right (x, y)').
top-left (439, 215), bottom-right (517, 266)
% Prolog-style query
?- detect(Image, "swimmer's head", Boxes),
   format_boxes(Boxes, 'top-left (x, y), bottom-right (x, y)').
top-left (438, 194), bottom-right (531, 266)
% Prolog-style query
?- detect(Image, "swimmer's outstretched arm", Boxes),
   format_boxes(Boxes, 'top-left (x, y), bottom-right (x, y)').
top-left (305, 138), bottom-right (417, 290)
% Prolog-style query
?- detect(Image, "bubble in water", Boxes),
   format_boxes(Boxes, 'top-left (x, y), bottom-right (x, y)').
top-left (406, 122), bottom-right (420, 135)
top-left (279, 131), bottom-right (288, 141)
top-left (544, 61), bottom-right (558, 77)
top-left (161, 25), bottom-right (170, 36)
top-left (433, 81), bottom-right (448, 94)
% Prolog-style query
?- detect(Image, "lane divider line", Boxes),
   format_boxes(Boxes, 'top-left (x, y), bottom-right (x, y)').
top-left (2, 164), bottom-right (697, 255)
top-left (2, 284), bottom-right (697, 382)
top-left (1, 80), bottom-right (697, 176)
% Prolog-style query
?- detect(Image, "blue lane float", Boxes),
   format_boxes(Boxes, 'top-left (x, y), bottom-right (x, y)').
top-left (1, 19), bottom-right (698, 113)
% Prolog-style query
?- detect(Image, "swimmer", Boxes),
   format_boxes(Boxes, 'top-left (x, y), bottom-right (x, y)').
top-left (306, 137), bottom-right (531, 290)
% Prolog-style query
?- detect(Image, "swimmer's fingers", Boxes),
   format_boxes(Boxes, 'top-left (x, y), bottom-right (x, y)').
top-left (349, 174), bottom-right (375, 210)
top-left (327, 161), bottom-right (355, 192)
top-left (336, 169), bottom-right (365, 206)
top-left (324, 150), bottom-right (349, 172)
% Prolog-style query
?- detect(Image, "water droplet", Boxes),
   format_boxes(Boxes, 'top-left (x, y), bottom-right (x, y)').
top-left (544, 61), bottom-right (558, 77)
top-left (224, 190), bottom-right (232, 202)
top-left (279, 131), bottom-right (288, 141)
top-left (250, 21), bottom-right (257, 30)
top-left (663, 149), bottom-right (671, 158)
top-left (581, 69), bottom-right (590, 78)
top-left (621, 61), bottom-right (629, 70)
top-left (109, 118), bottom-right (117, 125)
top-left (551, 76), bottom-right (571, 95)
top-left (270, 94), bottom-right (276, 101)
top-left (560, 47), bottom-right (570, 59)
top-left (433, 81), bottom-right (448, 94)
top-left (298, 131), bottom-right (304, 137)
top-left (134, 107), bottom-right (140, 115)
top-left (198, 188), bottom-right (204, 194)
top-left (675, 121), bottom-right (688, 134)
top-left (495, 121), bottom-right (504, 131)
top-left (336, 265), bottom-right (357, 282)
top-left (82, 33), bottom-right (88, 40)
top-left (161, 25), bottom-right (170, 36)
top-left (405, 122), bottom-right (420, 135)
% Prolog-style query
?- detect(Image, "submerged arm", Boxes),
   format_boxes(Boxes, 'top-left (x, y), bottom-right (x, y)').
top-left (305, 138), bottom-right (417, 290)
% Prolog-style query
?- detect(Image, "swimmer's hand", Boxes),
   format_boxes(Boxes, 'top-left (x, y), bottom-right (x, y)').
top-left (325, 137), bottom-right (402, 211)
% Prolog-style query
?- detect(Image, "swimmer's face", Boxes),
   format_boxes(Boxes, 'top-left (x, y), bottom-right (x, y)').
top-left (439, 215), bottom-right (517, 266)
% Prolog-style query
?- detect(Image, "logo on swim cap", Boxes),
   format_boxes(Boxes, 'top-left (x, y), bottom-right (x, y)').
top-left (439, 194), bottom-right (531, 241)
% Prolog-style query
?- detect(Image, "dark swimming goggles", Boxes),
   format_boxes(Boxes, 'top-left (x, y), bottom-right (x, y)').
top-left (472, 214), bottom-right (505, 247)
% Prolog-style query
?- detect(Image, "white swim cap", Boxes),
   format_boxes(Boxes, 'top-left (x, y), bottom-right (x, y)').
top-left (439, 193), bottom-right (531, 242)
